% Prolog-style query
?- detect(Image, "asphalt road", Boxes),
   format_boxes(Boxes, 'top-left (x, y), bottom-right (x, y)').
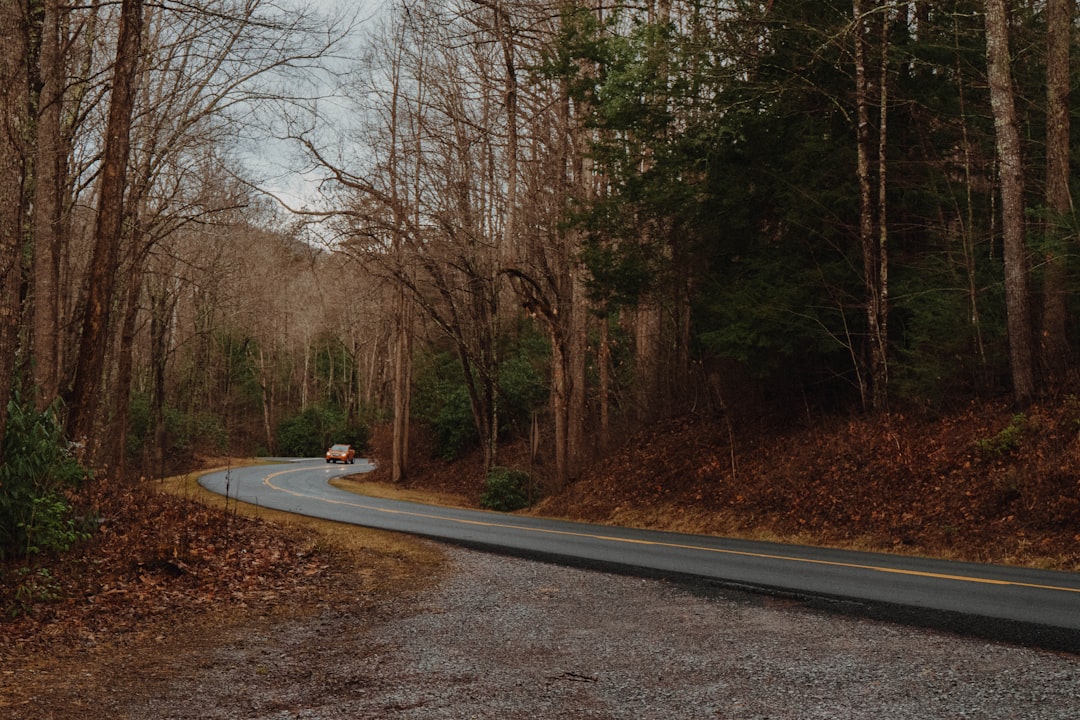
top-left (199, 458), bottom-right (1080, 653)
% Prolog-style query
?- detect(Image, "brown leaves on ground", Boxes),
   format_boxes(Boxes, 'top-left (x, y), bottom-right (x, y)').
top-left (1, 481), bottom-right (343, 656)
top-left (528, 399), bottom-right (1080, 569)
top-left (0, 473), bottom-right (448, 715)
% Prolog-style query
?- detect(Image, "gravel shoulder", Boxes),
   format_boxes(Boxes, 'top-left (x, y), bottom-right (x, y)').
top-left (15, 542), bottom-right (1080, 720)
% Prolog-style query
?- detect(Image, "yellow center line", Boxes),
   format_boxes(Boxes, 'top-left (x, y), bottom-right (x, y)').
top-left (263, 466), bottom-right (1080, 596)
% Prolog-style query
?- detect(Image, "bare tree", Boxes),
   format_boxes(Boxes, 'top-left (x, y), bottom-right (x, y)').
top-left (305, 0), bottom-right (517, 475)
top-left (56, 0), bottom-right (348, 466)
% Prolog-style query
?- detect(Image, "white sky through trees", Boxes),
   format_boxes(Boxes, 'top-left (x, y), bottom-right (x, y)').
top-left (239, 0), bottom-right (380, 211)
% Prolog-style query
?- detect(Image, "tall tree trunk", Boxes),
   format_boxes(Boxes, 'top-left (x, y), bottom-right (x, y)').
top-left (255, 345), bottom-right (275, 455)
top-left (108, 248), bottom-right (145, 477)
top-left (984, 0), bottom-right (1035, 406)
top-left (391, 287), bottom-right (412, 483)
top-left (550, 327), bottom-right (570, 485)
top-left (0, 0), bottom-right (28, 450)
top-left (567, 258), bottom-right (587, 481)
top-left (954, 41), bottom-right (988, 372)
top-left (1039, 0), bottom-right (1072, 387)
top-left (633, 303), bottom-right (661, 423)
top-left (852, 0), bottom-right (888, 412)
top-left (873, 2), bottom-right (890, 410)
top-left (387, 23), bottom-right (413, 483)
top-left (67, 0), bottom-right (145, 447)
top-left (31, 0), bottom-right (65, 410)
top-left (598, 312), bottom-right (610, 453)
top-left (148, 276), bottom-right (172, 479)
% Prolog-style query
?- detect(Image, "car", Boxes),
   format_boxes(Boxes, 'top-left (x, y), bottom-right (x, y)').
top-left (325, 443), bottom-right (356, 464)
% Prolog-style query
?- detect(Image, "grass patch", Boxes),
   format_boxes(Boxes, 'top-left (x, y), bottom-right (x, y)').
top-left (329, 476), bottom-right (474, 510)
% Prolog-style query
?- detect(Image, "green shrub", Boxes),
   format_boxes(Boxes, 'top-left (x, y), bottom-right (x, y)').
top-left (412, 352), bottom-right (479, 460)
top-left (0, 394), bottom-right (91, 560)
top-left (413, 332), bottom-right (549, 460)
top-left (278, 406), bottom-right (336, 457)
top-left (497, 349), bottom-right (549, 437)
top-left (18, 493), bottom-right (89, 556)
top-left (5, 566), bottom-right (63, 617)
top-left (479, 466), bottom-right (535, 512)
top-left (276, 405), bottom-right (368, 457)
top-left (165, 406), bottom-right (228, 454)
top-left (976, 413), bottom-right (1028, 457)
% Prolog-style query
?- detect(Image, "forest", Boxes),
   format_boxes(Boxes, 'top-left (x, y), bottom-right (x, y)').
top-left (1, 0), bottom-right (1078, 562)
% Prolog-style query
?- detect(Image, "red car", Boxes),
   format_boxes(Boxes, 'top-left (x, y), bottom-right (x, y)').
top-left (325, 444), bottom-right (356, 464)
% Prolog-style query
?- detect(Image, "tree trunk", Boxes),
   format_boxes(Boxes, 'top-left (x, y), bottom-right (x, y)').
top-left (0, 0), bottom-right (28, 450)
top-left (984, 0), bottom-right (1035, 406)
top-left (148, 277), bottom-right (172, 479)
top-left (852, 0), bottom-right (888, 412)
top-left (108, 249), bottom-right (145, 477)
top-left (256, 346), bottom-right (276, 455)
top-left (31, 0), bottom-right (65, 410)
top-left (550, 328), bottom-right (570, 486)
top-left (67, 0), bottom-right (145, 447)
top-left (873, 2), bottom-right (890, 410)
top-left (391, 287), bottom-right (413, 483)
top-left (633, 302), bottom-right (661, 423)
top-left (567, 260), bottom-right (587, 481)
top-left (1039, 0), bottom-right (1072, 387)
top-left (598, 313), bottom-right (610, 453)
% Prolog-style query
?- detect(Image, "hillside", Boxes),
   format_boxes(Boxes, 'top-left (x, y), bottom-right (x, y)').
top-left (387, 398), bottom-right (1080, 571)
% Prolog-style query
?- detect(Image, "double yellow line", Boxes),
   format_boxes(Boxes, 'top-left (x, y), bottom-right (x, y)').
top-left (264, 466), bottom-right (1080, 596)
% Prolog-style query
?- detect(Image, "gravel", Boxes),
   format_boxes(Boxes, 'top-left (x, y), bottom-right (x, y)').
top-left (95, 544), bottom-right (1080, 720)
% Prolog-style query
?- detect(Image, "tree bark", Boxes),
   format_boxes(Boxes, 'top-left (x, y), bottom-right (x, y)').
top-left (598, 313), bottom-right (610, 453)
top-left (108, 247), bottom-right (145, 477)
top-left (391, 287), bottom-right (413, 483)
top-left (984, 0), bottom-right (1035, 406)
top-left (67, 0), bottom-right (145, 447)
top-left (1039, 0), bottom-right (1072, 387)
top-left (31, 0), bottom-right (65, 410)
top-left (0, 0), bottom-right (28, 450)
top-left (567, 257), bottom-right (587, 481)
top-left (852, 0), bottom-right (888, 412)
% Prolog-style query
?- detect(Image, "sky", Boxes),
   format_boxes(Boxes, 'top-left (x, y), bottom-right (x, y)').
top-left (239, 0), bottom-right (384, 213)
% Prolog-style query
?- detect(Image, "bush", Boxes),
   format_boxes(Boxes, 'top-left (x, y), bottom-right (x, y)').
top-left (165, 406), bottom-right (228, 454)
top-left (5, 566), bottom-right (63, 617)
top-left (479, 466), bottom-right (536, 512)
top-left (276, 405), bottom-right (369, 458)
top-left (0, 394), bottom-right (91, 560)
top-left (497, 346), bottom-right (549, 437)
top-left (413, 332), bottom-right (549, 460)
top-left (125, 393), bottom-right (230, 462)
top-left (976, 413), bottom-right (1028, 457)
top-left (412, 352), bottom-right (479, 460)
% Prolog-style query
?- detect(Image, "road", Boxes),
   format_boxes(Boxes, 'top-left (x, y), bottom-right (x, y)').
top-left (199, 458), bottom-right (1080, 653)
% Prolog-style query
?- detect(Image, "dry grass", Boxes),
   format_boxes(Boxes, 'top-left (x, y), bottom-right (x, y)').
top-left (329, 476), bottom-right (473, 509)
top-left (158, 462), bottom-right (448, 591)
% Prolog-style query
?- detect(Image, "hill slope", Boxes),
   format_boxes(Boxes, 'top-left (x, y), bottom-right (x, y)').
top-left (394, 399), bottom-right (1080, 570)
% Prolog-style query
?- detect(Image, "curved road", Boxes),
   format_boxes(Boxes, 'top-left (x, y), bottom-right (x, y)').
top-left (199, 458), bottom-right (1080, 653)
